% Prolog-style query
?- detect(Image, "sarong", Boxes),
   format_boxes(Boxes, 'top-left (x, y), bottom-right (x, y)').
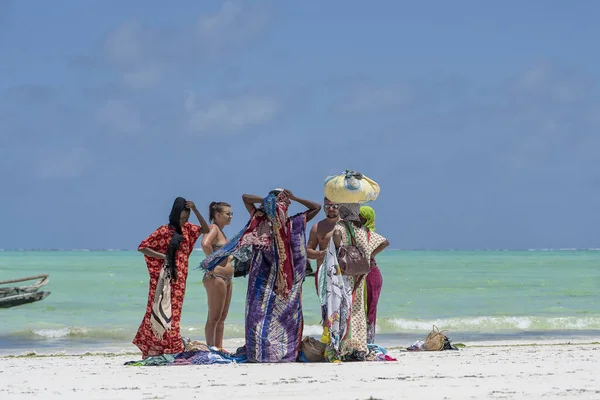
top-left (245, 212), bottom-right (308, 362)
top-left (366, 260), bottom-right (383, 344)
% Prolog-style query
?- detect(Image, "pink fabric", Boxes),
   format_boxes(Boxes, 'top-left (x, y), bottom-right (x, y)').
top-left (366, 259), bottom-right (383, 344)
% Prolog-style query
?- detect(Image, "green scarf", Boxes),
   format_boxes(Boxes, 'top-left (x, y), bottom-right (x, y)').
top-left (359, 206), bottom-right (376, 232)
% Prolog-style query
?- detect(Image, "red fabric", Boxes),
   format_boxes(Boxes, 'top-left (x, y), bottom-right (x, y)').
top-left (366, 262), bottom-right (383, 325)
top-left (272, 199), bottom-right (294, 296)
top-left (133, 222), bottom-right (201, 359)
top-left (241, 200), bottom-right (294, 297)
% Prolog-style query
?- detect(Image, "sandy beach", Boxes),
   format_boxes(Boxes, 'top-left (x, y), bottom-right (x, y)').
top-left (1, 339), bottom-right (598, 400)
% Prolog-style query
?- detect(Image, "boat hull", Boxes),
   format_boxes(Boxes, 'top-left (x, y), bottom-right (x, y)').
top-left (0, 291), bottom-right (51, 308)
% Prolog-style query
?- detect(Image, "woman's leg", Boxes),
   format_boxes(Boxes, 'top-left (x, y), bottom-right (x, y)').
top-left (203, 275), bottom-right (227, 347)
top-left (215, 282), bottom-right (233, 349)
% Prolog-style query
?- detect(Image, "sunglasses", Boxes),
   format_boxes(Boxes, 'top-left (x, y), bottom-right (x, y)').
top-left (324, 204), bottom-right (339, 210)
top-left (220, 211), bottom-right (234, 217)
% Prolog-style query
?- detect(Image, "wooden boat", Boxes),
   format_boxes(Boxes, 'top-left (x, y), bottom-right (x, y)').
top-left (0, 274), bottom-right (51, 308)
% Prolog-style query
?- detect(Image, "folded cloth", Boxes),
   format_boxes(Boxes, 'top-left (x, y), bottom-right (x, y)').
top-left (150, 264), bottom-right (172, 339)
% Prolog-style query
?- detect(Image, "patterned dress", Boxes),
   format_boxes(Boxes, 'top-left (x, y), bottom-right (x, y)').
top-left (133, 222), bottom-right (201, 359)
top-left (245, 212), bottom-right (308, 363)
top-left (334, 222), bottom-right (386, 360)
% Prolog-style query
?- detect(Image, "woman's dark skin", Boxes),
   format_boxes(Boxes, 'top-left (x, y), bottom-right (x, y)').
top-left (139, 201), bottom-right (210, 259)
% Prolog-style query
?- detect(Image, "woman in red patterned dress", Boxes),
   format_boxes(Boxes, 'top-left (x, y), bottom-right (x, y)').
top-left (133, 197), bottom-right (210, 359)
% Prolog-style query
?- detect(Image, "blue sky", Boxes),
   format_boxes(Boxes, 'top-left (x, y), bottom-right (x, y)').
top-left (1, 0), bottom-right (599, 250)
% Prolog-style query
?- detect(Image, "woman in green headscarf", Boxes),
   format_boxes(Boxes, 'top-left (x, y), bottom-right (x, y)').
top-left (360, 206), bottom-right (382, 344)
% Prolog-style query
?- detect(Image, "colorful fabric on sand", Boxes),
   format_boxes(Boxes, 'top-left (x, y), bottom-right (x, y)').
top-left (124, 341), bottom-right (246, 366)
top-left (133, 223), bottom-right (201, 360)
top-left (245, 194), bottom-right (308, 362)
top-left (367, 343), bottom-right (397, 361)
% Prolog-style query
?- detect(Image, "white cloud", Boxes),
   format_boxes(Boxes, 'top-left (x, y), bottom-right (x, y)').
top-left (103, 2), bottom-right (269, 89)
top-left (516, 64), bottom-right (551, 89)
top-left (185, 91), bottom-right (279, 134)
top-left (122, 65), bottom-right (163, 90)
top-left (333, 83), bottom-right (413, 114)
top-left (195, 1), bottom-right (269, 53)
top-left (34, 147), bottom-right (92, 179)
top-left (104, 20), bottom-right (147, 67)
top-left (589, 106), bottom-right (600, 126)
top-left (198, 2), bottom-right (244, 34)
top-left (509, 62), bottom-right (592, 104)
top-left (97, 99), bottom-right (142, 135)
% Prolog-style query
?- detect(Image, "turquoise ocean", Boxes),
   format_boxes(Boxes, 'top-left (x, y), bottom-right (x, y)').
top-left (1, 250), bottom-right (599, 355)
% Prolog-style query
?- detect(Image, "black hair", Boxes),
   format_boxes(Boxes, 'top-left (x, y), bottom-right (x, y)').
top-left (167, 197), bottom-right (186, 281)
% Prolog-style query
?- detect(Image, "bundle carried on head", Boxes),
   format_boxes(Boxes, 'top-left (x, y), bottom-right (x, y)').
top-left (324, 170), bottom-right (380, 204)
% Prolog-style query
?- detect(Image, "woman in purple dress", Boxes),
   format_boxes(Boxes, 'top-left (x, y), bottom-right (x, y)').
top-left (201, 189), bottom-right (320, 362)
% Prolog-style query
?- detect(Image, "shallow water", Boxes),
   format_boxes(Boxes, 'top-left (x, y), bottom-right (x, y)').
top-left (1, 250), bottom-right (599, 354)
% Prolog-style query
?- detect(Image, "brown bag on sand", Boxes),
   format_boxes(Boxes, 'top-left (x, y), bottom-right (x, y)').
top-left (423, 325), bottom-right (449, 351)
top-left (300, 336), bottom-right (326, 362)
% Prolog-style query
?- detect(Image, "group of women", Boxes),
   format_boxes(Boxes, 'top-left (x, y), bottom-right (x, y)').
top-left (133, 188), bottom-right (388, 363)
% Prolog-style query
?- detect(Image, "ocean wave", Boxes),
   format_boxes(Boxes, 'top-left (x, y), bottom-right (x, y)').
top-left (382, 316), bottom-right (600, 332)
top-left (3, 316), bottom-right (600, 343)
top-left (8, 326), bottom-right (132, 341)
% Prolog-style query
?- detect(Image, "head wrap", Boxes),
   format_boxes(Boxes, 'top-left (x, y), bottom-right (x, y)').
top-left (359, 206), bottom-right (376, 232)
top-left (166, 197), bottom-right (187, 280)
top-left (338, 203), bottom-right (361, 222)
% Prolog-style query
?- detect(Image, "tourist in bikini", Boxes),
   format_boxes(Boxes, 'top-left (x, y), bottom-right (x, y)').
top-left (201, 201), bottom-right (234, 349)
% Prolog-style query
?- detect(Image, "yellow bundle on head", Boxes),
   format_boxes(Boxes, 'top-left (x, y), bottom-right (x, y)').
top-left (324, 170), bottom-right (380, 204)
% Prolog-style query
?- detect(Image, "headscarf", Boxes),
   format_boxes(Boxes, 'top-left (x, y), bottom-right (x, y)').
top-left (359, 206), bottom-right (376, 232)
top-left (338, 203), bottom-right (361, 222)
top-left (166, 197), bottom-right (186, 281)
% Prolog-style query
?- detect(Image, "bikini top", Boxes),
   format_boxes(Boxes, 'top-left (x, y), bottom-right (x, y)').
top-left (212, 227), bottom-right (227, 251)
top-left (212, 243), bottom-right (225, 251)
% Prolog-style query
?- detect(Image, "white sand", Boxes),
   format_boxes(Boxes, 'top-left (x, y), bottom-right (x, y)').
top-left (1, 340), bottom-right (599, 399)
